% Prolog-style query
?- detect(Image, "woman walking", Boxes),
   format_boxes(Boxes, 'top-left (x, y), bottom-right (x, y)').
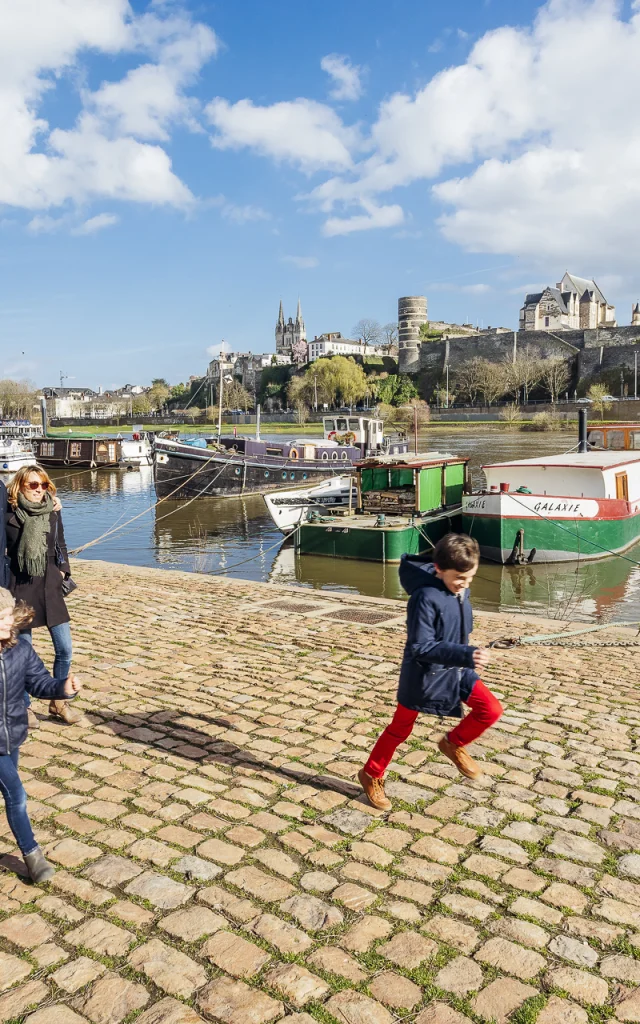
top-left (5, 465), bottom-right (79, 726)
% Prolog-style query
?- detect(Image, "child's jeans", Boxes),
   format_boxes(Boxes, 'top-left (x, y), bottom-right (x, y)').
top-left (364, 680), bottom-right (503, 779)
top-left (0, 749), bottom-right (37, 855)
top-left (22, 622), bottom-right (73, 708)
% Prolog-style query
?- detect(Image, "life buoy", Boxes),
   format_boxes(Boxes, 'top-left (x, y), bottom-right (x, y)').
top-left (327, 431), bottom-right (337, 441)
top-left (290, 447), bottom-right (299, 460)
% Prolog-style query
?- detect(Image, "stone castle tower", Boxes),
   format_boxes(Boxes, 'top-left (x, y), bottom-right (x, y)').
top-left (276, 299), bottom-right (306, 356)
top-left (633, 304), bottom-right (640, 327)
top-left (398, 296), bottom-right (428, 373)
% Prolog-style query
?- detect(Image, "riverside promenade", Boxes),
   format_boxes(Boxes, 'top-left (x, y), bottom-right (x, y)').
top-left (2, 560), bottom-right (640, 1024)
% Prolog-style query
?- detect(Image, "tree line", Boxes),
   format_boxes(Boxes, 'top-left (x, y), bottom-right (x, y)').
top-left (450, 352), bottom-right (571, 406)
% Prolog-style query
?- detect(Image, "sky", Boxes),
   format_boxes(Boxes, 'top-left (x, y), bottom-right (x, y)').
top-left (2, 0), bottom-right (640, 390)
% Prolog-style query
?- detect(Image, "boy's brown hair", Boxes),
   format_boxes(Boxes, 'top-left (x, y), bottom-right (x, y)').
top-left (433, 533), bottom-right (480, 571)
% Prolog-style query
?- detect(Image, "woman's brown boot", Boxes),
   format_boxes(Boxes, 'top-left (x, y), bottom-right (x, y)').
top-left (49, 700), bottom-right (80, 725)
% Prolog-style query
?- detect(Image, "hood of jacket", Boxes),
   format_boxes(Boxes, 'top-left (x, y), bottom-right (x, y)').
top-left (399, 554), bottom-right (445, 597)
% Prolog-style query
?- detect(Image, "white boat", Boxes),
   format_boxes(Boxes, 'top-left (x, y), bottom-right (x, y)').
top-left (264, 474), bottom-right (357, 533)
top-left (119, 435), bottom-right (153, 468)
top-left (0, 438), bottom-right (36, 473)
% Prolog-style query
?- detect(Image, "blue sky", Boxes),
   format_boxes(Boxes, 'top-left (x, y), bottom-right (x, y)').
top-left (2, 0), bottom-right (639, 390)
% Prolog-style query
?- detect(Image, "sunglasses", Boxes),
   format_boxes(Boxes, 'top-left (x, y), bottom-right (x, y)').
top-left (26, 480), bottom-right (49, 490)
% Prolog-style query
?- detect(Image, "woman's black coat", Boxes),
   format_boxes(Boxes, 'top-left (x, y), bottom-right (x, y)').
top-left (5, 509), bottom-right (71, 629)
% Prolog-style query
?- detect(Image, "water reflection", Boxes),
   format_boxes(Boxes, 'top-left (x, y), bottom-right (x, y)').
top-left (25, 429), bottom-right (640, 624)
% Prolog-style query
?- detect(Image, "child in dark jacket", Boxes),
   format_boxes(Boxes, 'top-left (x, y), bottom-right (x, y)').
top-left (359, 534), bottom-right (503, 811)
top-left (0, 588), bottom-right (81, 881)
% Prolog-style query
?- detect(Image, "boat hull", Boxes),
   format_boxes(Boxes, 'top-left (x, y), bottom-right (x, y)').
top-left (296, 510), bottom-right (461, 562)
top-left (462, 492), bottom-right (640, 563)
top-left (153, 444), bottom-right (356, 499)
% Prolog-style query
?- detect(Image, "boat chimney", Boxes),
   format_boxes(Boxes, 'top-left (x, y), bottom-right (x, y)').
top-left (578, 406), bottom-right (588, 453)
top-left (256, 403), bottom-right (261, 441)
top-left (40, 397), bottom-right (48, 437)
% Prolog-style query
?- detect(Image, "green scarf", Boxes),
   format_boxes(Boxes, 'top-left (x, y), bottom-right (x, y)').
top-left (15, 491), bottom-right (54, 578)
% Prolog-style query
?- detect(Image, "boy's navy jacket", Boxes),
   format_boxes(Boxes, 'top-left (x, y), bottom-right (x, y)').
top-left (0, 480), bottom-right (8, 589)
top-left (397, 555), bottom-right (479, 718)
top-left (0, 638), bottom-right (69, 754)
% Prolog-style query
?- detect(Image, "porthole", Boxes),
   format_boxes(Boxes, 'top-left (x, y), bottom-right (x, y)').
top-left (331, 451), bottom-right (338, 460)
top-left (235, 467), bottom-right (241, 476)
top-left (290, 472), bottom-right (295, 480)
top-left (321, 452), bottom-right (329, 461)
top-left (341, 451), bottom-right (348, 460)
top-left (264, 470), bottom-right (270, 478)
top-left (282, 471), bottom-right (288, 479)
top-left (302, 473), bottom-right (308, 480)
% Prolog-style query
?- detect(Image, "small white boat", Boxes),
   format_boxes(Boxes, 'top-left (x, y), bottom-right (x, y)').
top-left (119, 435), bottom-right (153, 468)
top-left (264, 474), bottom-right (356, 533)
top-left (0, 438), bottom-right (36, 473)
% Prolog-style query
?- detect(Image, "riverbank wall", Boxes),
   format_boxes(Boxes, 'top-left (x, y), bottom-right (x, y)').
top-left (3, 556), bottom-right (639, 1024)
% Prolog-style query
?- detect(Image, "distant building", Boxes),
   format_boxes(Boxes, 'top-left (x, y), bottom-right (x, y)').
top-left (276, 300), bottom-right (306, 356)
top-left (308, 332), bottom-right (386, 362)
top-left (42, 386), bottom-right (97, 400)
top-left (112, 384), bottom-right (147, 397)
top-left (207, 351), bottom-right (291, 393)
top-left (520, 272), bottom-right (617, 331)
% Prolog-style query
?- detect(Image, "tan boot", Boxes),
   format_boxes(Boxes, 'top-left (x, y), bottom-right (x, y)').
top-left (438, 736), bottom-right (481, 779)
top-left (27, 708), bottom-right (40, 731)
top-left (358, 767), bottom-right (392, 811)
top-left (49, 700), bottom-right (81, 725)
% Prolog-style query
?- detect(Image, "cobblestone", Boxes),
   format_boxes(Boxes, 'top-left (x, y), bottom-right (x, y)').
top-left (0, 561), bottom-right (639, 1024)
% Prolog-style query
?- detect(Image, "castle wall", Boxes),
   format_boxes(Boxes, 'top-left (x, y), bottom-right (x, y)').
top-left (400, 325), bottom-right (640, 378)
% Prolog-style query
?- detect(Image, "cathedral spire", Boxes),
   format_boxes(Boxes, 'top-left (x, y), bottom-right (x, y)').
top-left (278, 300), bottom-right (284, 325)
top-left (296, 297), bottom-right (302, 323)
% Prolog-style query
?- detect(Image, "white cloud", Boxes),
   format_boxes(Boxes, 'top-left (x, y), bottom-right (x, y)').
top-left (281, 255), bottom-right (319, 269)
top-left (320, 54), bottom-right (363, 101)
top-left (206, 97), bottom-right (359, 172)
top-left (323, 201), bottom-right (404, 237)
top-left (304, 0), bottom-right (640, 266)
top-left (72, 213), bottom-right (119, 235)
top-left (208, 194), bottom-right (270, 224)
top-left (206, 340), bottom-right (230, 358)
top-left (0, 0), bottom-right (216, 216)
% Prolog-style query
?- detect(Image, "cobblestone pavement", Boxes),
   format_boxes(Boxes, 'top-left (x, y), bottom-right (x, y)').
top-left (2, 559), bottom-right (640, 1024)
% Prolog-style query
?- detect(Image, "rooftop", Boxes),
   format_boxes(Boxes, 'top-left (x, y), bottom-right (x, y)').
top-left (483, 451), bottom-right (640, 471)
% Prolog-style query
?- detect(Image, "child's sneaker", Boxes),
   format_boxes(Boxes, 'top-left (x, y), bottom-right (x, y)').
top-left (438, 736), bottom-right (481, 779)
top-left (358, 768), bottom-right (392, 811)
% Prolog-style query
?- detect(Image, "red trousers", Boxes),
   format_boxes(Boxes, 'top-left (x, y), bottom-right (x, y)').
top-left (363, 680), bottom-right (503, 779)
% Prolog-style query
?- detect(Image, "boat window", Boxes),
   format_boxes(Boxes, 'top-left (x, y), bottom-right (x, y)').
top-left (266, 447), bottom-right (282, 456)
top-left (40, 442), bottom-right (55, 457)
top-left (632, 433), bottom-right (640, 450)
top-left (336, 418), bottom-right (348, 431)
top-left (587, 430), bottom-right (604, 448)
top-left (324, 419), bottom-right (336, 432)
top-left (607, 431), bottom-right (625, 450)
top-left (70, 443), bottom-right (81, 458)
top-left (348, 419), bottom-right (359, 431)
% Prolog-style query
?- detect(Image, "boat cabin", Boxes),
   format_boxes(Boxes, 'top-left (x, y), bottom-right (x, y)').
top-left (356, 454), bottom-right (469, 515)
top-left (33, 436), bottom-right (122, 468)
top-left (587, 424), bottom-right (640, 451)
top-left (482, 451), bottom-right (640, 502)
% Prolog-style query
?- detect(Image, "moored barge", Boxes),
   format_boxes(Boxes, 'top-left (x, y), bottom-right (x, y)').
top-left (153, 416), bottom-right (409, 500)
top-left (295, 453), bottom-right (469, 562)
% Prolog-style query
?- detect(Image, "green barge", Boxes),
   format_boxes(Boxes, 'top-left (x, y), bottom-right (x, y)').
top-left (294, 454), bottom-right (469, 562)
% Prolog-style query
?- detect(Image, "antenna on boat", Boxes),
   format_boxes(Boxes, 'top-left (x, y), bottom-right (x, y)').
top-left (578, 407), bottom-right (588, 453)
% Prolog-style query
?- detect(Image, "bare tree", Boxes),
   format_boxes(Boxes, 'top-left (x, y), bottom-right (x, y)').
top-left (352, 318), bottom-right (382, 346)
top-left (381, 322), bottom-right (398, 347)
top-left (505, 347), bottom-right (544, 403)
top-left (540, 358), bottom-right (570, 404)
top-left (452, 359), bottom-right (485, 405)
top-left (0, 379), bottom-right (37, 419)
top-left (476, 360), bottom-right (508, 406)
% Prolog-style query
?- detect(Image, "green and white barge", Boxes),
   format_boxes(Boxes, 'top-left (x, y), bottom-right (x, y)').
top-left (462, 451), bottom-right (640, 564)
top-left (295, 454), bottom-right (469, 562)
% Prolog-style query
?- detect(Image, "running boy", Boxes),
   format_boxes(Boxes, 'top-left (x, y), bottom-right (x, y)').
top-left (0, 589), bottom-right (81, 881)
top-left (359, 534), bottom-right (503, 811)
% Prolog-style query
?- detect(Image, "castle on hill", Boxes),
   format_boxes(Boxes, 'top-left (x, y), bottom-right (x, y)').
top-left (520, 272), bottom-right (618, 331)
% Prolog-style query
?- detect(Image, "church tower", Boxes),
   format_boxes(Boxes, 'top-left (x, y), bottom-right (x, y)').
top-left (633, 303), bottom-right (640, 327)
top-left (275, 300), bottom-right (306, 355)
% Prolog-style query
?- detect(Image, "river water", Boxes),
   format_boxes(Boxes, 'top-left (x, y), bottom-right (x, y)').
top-left (16, 429), bottom-right (640, 624)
